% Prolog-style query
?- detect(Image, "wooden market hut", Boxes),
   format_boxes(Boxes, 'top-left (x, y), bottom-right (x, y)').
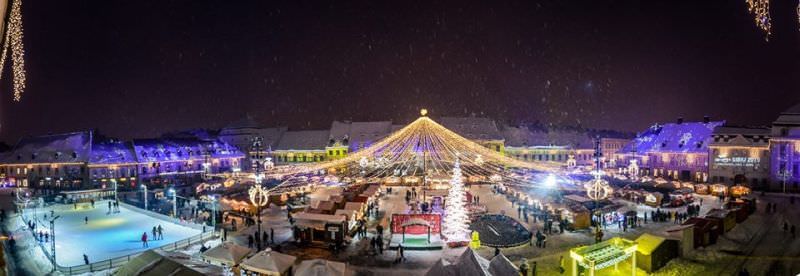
top-left (635, 233), bottom-right (678, 273)
top-left (705, 208), bottom-right (736, 232)
top-left (681, 217), bottom-right (718, 247)
top-left (565, 203), bottom-right (591, 229)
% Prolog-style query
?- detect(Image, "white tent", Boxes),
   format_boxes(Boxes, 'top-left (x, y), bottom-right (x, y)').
top-left (201, 242), bottom-right (252, 267)
top-left (240, 248), bottom-right (297, 276)
top-left (489, 253), bottom-right (519, 276)
top-left (456, 248), bottom-right (492, 276)
top-left (294, 259), bottom-right (347, 276)
top-left (425, 259), bottom-right (455, 276)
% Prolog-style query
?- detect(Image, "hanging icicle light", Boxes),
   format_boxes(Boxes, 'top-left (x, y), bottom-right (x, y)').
top-left (746, 0), bottom-right (771, 40)
top-left (0, 0), bottom-right (27, 101)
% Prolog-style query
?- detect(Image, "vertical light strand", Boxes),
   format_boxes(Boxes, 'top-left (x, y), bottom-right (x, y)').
top-left (0, 0), bottom-right (26, 101)
top-left (746, 0), bottom-right (771, 40)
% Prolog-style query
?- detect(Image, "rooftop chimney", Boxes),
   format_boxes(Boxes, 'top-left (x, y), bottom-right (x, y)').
top-left (677, 117), bottom-right (684, 124)
top-left (703, 116), bottom-right (710, 123)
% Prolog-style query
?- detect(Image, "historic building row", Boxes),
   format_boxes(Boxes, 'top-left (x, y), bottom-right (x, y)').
top-left (0, 131), bottom-right (244, 190)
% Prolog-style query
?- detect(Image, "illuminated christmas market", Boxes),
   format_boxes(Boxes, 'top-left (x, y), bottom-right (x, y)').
top-left (0, 1), bottom-right (799, 276)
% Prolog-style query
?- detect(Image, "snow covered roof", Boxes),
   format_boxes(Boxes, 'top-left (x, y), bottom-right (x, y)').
top-left (274, 130), bottom-right (330, 151)
top-left (635, 233), bottom-right (666, 255)
top-left (240, 248), bottom-right (296, 275)
top-left (5, 131), bottom-right (92, 164)
top-left (502, 126), bottom-right (594, 149)
top-left (295, 259), bottom-right (347, 276)
top-left (439, 117), bottom-right (503, 141)
top-left (90, 141), bottom-right (137, 164)
top-left (489, 253), bottom-right (519, 276)
top-left (456, 247), bottom-right (492, 276)
top-left (774, 102), bottom-right (800, 126)
top-left (133, 138), bottom-right (243, 163)
top-left (116, 249), bottom-right (223, 276)
top-left (621, 121), bottom-right (724, 154)
top-left (425, 259), bottom-right (454, 276)
top-left (329, 121), bottom-right (394, 151)
top-left (711, 126), bottom-right (770, 146)
top-left (201, 242), bottom-right (252, 266)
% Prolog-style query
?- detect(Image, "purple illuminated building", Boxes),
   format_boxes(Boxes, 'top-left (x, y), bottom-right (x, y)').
top-left (770, 103), bottom-right (800, 191)
top-left (615, 117), bottom-right (724, 182)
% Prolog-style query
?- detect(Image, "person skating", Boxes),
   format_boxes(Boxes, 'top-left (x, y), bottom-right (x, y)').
top-left (141, 232), bottom-right (148, 247)
top-left (158, 224), bottom-right (163, 239)
top-left (108, 201), bottom-right (112, 214)
top-left (85, 216), bottom-right (88, 224)
top-left (152, 226), bottom-right (158, 241)
top-left (44, 232), bottom-right (49, 243)
top-left (83, 254), bottom-right (89, 265)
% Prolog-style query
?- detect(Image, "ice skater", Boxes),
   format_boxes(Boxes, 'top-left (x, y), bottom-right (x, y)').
top-left (83, 254), bottom-right (89, 265)
top-left (158, 225), bottom-right (163, 240)
top-left (85, 216), bottom-right (89, 224)
top-left (142, 232), bottom-right (149, 247)
top-left (152, 226), bottom-right (158, 241)
top-left (108, 201), bottom-right (112, 214)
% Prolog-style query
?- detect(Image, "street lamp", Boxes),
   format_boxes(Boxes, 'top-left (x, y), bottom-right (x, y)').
top-left (141, 185), bottom-right (148, 210)
top-left (49, 215), bottom-right (61, 271)
top-left (169, 188), bottom-right (177, 218)
top-left (249, 185), bottom-right (268, 250)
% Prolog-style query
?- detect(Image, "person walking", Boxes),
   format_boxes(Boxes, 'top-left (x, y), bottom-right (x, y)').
top-left (263, 231), bottom-right (269, 246)
top-left (248, 235), bottom-right (254, 248)
top-left (141, 232), bottom-right (149, 247)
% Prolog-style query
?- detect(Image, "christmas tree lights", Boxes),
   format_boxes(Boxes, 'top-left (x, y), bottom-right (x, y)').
top-left (442, 158), bottom-right (470, 242)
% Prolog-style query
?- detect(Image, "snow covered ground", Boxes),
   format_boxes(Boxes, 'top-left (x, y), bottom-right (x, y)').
top-left (23, 200), bottom-right (202, 267)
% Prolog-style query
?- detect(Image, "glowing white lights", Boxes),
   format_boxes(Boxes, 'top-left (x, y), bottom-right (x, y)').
top-left (442, 158), bottom-right (470, 242)
top-left (544, 174), bottom-right (557, 188)
top-left (0, 0), bottom-right (27, 101)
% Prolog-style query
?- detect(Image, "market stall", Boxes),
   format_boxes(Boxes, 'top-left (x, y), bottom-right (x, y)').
top-left (240, 248), bottom-right (297, 276)
top-left (635, 233), bottom-right (678, 273)
top-left (201, 242), bottom-right (253, 267)
top-left (569, 237), bottom-right (638, 276)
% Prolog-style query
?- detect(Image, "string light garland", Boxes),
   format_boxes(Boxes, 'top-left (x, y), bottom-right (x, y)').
top-left (266, 115), bottom-right (562, 193)
top-left (0, 0), bottom-right (27, 101)
top-left (746, 0), bottom-right (771, 40)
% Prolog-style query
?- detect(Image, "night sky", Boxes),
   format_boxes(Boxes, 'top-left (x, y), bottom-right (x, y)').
top-left (1, 0), bottom-right (799, 142)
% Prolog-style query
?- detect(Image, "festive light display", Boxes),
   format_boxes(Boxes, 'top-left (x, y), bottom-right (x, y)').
top-left (267, 114), bottom-right (560, 193)
top-left (442, 158), bottom-right (470, 242)
top-left (746, 0), bottom-right (771, 39)
top-left (0, 0), bottom-right (27, 101)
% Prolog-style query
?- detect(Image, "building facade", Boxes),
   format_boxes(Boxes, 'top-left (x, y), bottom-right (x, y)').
top-left (616, 118), bottom-right (724, 182)
top-left (708, 126), bottom-right (771, 188)
top-left (0, 131), bottom-right (245, 190)
top-left (770, 103), bottom-right (800, 191)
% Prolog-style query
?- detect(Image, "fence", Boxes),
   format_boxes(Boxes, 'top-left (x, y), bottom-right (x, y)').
top-left (54, 230), bottom-right (216, 275)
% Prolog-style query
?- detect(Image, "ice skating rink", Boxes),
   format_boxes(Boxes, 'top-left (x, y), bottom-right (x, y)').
top-left (25, 200), bottom-right (202, 266)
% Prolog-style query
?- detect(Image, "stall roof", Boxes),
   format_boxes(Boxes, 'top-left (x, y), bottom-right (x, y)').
top-left (635, 233), bottom-right (666, 255)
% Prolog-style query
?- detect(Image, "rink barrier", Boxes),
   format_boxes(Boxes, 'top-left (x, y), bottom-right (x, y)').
top-left (54, 230), bottom-right (216, 275)
top-left (118, 201), bottom-right (206, 231)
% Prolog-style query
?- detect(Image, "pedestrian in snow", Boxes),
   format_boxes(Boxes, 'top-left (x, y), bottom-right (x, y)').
top-left (141, 232), bottom-right (148, 247)
top-left (83, 254), bottom-right (89, 265)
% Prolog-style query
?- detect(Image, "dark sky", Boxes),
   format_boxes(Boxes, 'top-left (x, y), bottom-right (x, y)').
top-left (1, 0), bottom-right (799, 142)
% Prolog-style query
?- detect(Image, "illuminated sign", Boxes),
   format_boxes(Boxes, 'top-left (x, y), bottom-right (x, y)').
top-left (714, 157), bottom-right (759, 167)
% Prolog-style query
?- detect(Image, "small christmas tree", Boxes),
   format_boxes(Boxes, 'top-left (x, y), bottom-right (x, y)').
top-left (443, 158), bottom-right (470, 242)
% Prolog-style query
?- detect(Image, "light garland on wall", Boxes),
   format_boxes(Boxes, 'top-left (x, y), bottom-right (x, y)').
top-left (0, 0), bottom-right (27, 101)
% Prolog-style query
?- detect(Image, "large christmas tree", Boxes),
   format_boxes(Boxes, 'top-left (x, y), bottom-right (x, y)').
top-left (443, 158), bottom-right (470, 242)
